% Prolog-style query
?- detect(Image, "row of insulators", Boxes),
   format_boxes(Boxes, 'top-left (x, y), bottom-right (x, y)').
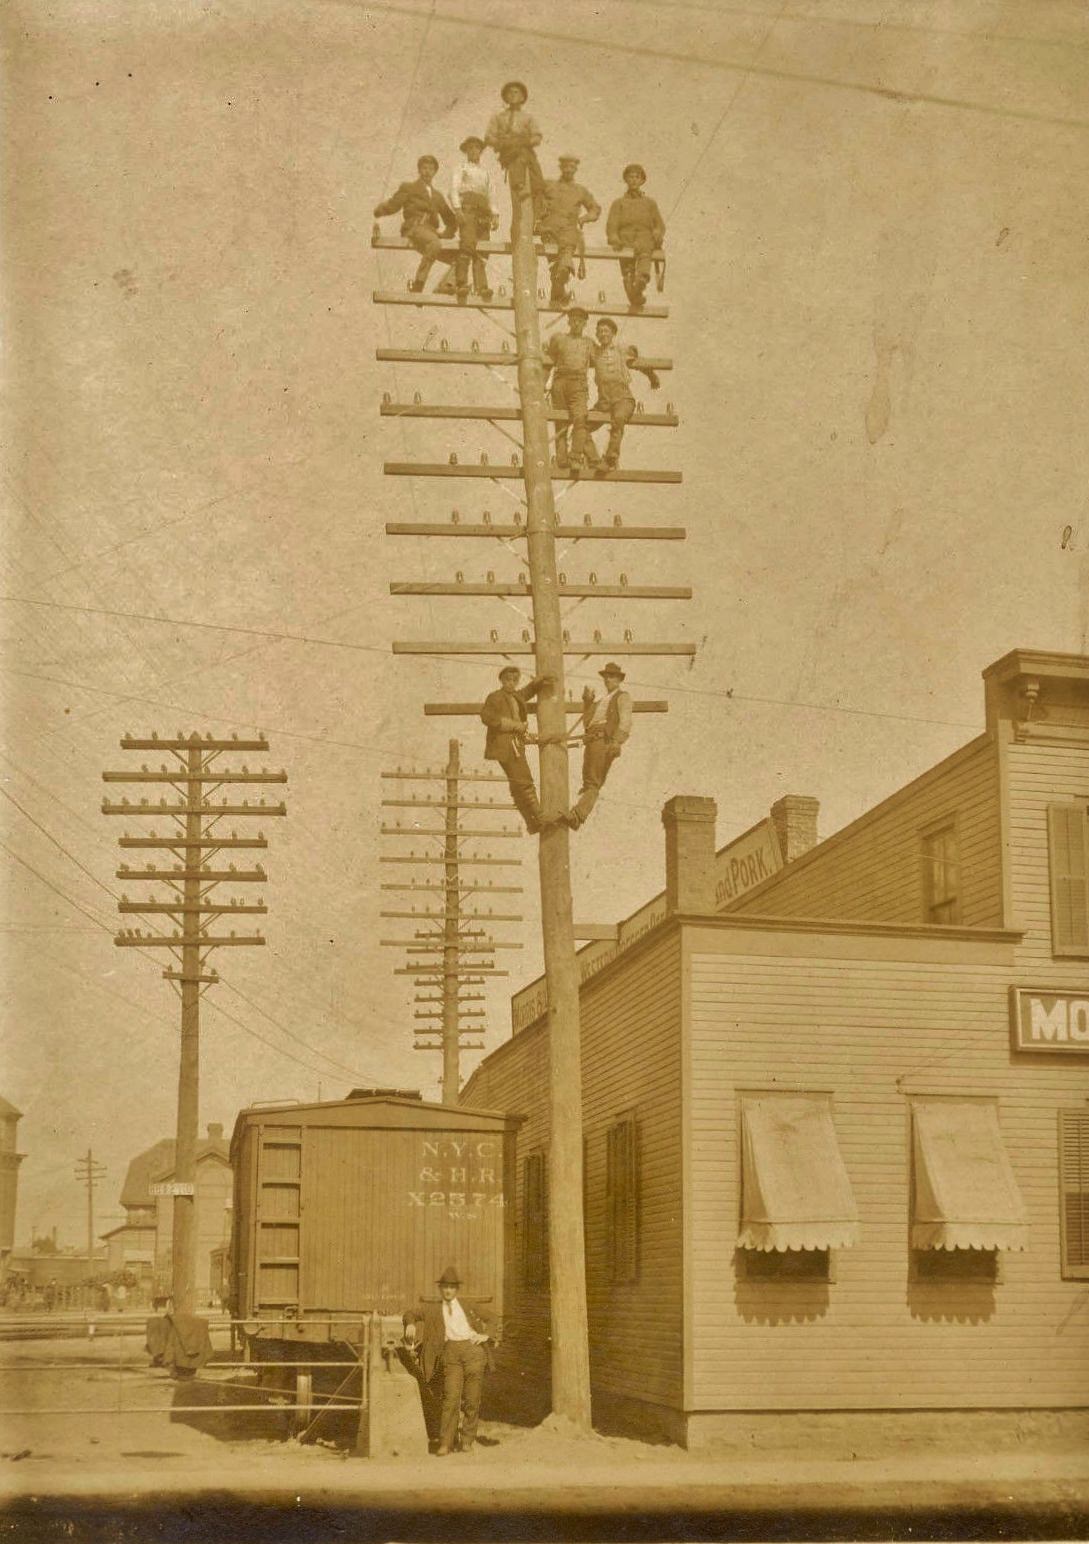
top-left (486, 628), bottom-right (634, 644)
top-left (120, 830), bottom-right (266, 839)
top-left (119, 895), bottom-right (263, 906)
top-left (117, 928), bottom-right (259, 939)
top-left (449, 570), bottom-right (629, 585)
top-left (129, 763), bottom-right (279, 774)
top-left (104, 797), bottom-right (276, 808)
top-left (443, 511), bottom-right (629, 528)
top-left (124, 731), bottom-right (267, 742)
top-left (118, 864), bottom-right (264, 875)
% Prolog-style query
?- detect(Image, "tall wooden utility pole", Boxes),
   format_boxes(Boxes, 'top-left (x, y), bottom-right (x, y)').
top-left (374, 92), bottom-right (689, 1431)
top-left (74, 1148), bottom-right (105, 1276)
top-left (102, 733), bottom-right (286, 1312)
top-left (379, 739), bottom-right (524, 1102)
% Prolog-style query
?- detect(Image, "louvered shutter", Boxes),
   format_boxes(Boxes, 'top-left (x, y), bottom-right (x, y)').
top-left (522, 1153), bottom-right (548, 1290)
top-left (1048, 805), bottom-right (1089, 955)
top-left (1059, 1110), bottom-right (1089, 1279)
top-left (606, 1118), bottom-right (639, 1283)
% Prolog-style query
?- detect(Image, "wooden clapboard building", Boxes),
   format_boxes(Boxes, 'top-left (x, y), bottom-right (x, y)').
top-left (462, 649), bottom-right (1089, 1448)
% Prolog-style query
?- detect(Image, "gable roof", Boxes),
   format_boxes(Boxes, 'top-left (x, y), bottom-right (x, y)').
top-left (120, 1139), bottom-right (176, 1207)
top-left (0, 1096), bottom-right (23, 1120)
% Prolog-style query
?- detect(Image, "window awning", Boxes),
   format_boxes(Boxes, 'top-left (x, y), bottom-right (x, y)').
top-left (738, 1096), bottom-right (860, 1252)
top-left (912, 1100), bottom-right (1028, 1251)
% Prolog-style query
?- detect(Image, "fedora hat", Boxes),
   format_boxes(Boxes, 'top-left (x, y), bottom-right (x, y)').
top-left (599, 662), bottom-right (626, 680)
top-left (437, 1265), bottom-right (462, 1286)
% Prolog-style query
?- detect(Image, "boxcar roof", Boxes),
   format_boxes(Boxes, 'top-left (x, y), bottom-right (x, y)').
top-left (230, 1092), bottom-right (523, 1148)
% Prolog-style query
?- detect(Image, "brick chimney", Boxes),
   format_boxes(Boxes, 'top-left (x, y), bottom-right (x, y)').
top-left (207, 1122), bottom-right (224, 1142)
top-left (662, 796), bottom-right (718, 913)
top-left (770, 795), bottom-right (820, 863)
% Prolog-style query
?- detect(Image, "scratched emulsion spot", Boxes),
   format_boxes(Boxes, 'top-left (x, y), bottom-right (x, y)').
top-left (865, 337), bottom-right (895, 445)
top-left (996, 227), bottom-right (1010, 248)
top-left (112, 268), bottom-right (137, 298)
top-left (1061, 525), bottom-right (1073, 549)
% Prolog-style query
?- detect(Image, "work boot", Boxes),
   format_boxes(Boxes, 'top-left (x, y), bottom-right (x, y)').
top-left (456, 286), bottom-right (470, 305)
top-left (408, 280), bottom-right (425, 293)
top-left (477, 286), bottom-right (494, 301)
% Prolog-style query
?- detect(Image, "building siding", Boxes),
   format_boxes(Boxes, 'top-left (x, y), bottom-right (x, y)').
top-left (732, 738), bottom-right (1003, 930)
top-left (685, 929), bottom-right (1089, 1411)
top-left (463, 930), bottom-right (684, 1413)
top-left (1005, 735), bottom-right (1089, 987)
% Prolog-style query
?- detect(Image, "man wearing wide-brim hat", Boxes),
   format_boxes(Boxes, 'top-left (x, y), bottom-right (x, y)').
top-left (450, 135), bottom-right (498, 303)
top-left (484, 81), bottom-right (546, 220)
top-left (560, 662), bottom-right (633, 829)
top-left (403, 1266), bottom-right (496, 1455)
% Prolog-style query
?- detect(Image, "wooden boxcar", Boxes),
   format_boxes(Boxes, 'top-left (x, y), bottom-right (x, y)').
top-left (230, 1089), bottom-right (519, 1335)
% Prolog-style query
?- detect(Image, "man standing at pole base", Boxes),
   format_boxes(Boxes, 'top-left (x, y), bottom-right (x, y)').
top-left (561, 663), bottom-right (633, 829)
top-left (403, 1266), bottom-right (495, 1455)
top-left (481, 665), bottom-right (551, 833)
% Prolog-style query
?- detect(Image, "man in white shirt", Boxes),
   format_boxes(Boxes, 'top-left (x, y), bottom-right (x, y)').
top-left (561, 662), bottom-right (633, 829)
top-left (450, 136), bottom-right (497, 303)
top-left (403, 1266), bottom-right (496, 1454)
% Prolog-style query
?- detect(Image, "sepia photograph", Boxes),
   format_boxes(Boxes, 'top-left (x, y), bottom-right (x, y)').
top-left (2, 1), bottom-right (1088, 1539)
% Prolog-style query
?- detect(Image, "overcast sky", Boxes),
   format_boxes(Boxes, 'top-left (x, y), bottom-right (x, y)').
top-left (4, 0), bottom-right (1088, 1246)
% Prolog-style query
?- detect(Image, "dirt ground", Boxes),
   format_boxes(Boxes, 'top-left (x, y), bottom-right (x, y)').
top-left (1, 1330), bottom-right (1087, 1540)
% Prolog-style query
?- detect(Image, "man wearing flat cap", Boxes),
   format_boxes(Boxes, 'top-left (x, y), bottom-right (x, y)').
top-left (544, 306), bottom-right (600, 472)
top-left (450, 135), bottom-right (498, 303)
top-left (606, 164), bottom-right (665, 309)
top-left (589, 316), bottom-right (661, 469)
top-left (404, 1266), bottom-right (496, 1455)
top-left (373, 154), bottom-right (458, 293)
top-left (561, 662), bottom-right (633, 829)
top-left (481, 665), bottom-right (552, 833)
top-left (539, 155), bottom-right (600, 305)
top-left (485, 81), bottom-right (546, 221)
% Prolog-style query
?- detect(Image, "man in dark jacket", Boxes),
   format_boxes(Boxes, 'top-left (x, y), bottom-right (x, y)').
top-left (561, 662), bottom-right (633, 829)
top-left (403, 1266), bottom-right (496, 1454)
top-left (606, 164), bottom-right (665, 309)
top-left (374, 155), bottom-right (458, 293)
top-left (481, 665), bottom-right (551, 832)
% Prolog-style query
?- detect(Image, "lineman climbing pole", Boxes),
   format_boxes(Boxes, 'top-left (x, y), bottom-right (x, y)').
top-left (379, 738), bottom-right (524, 1103)
top-left (101, 733), bottom-right (286, 1313)
top-left (374, 105), bottom-right (691, 1431)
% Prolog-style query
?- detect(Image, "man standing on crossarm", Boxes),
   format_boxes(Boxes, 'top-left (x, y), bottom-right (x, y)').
top-left (560, 663), bottom-right (633, 830)
top-left (588, 316), bottom-right (661, 469)
top-left (403, 1266), bottom-right (496, 1455)
top-left (538, 154), bottom-right (600, 305)
top-left (373, 155), bottom-right (458, 293)
top-left (450, 135), bottom-right (497, 303)
top-left (485, 81), bottom-right (546, 221)
top-left (607, 163), bottom-right (665, 309)
top-left (481, 666), bottom-right (551, 833)
top-left (544, 306), bottom-right (599, 472)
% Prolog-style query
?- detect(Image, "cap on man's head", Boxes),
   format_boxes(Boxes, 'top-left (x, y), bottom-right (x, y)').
top-left (558, 153), bottom-right (580, 165)
top-left (567, 305), bottom-right (589, 322)
top-left (460, 136), bottom-right (484, 153)
top-left (501, 80), bottom-right (528, 102)
top-left (623, 163), bottom-right (647, 180)
top-left (417, 154), bottom-right (439, 169)
top-left (599, 661), bottom-right (626, 680)
top-left (596, 317), bottom-right (618, 336)
top-left (498, 665), bottom-right (521, 680)
top-left (437, 1265), bottom-right (462, 1286)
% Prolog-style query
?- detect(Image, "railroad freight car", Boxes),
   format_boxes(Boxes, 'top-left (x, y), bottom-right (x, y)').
top-left (230, 1088), bottom-right (519, 1325)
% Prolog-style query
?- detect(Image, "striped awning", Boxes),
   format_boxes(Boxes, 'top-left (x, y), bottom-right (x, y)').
top-left (738, 1095), bottom-right (860, 1252)
top-left (912, 1100), bottom-right (1028, 1251)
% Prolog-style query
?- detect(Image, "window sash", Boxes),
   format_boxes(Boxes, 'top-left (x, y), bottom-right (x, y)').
top-left (922, 825), bottom-right (961, 924)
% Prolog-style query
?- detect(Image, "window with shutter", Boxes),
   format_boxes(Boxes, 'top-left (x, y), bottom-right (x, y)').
top-left (606, 1117), bottom-right (639, 1284)
top-left (1059, 1110), bottom-right (1089, 1280)
top-left (1047, 804), bottom-right (1089, 957)
top-left (522, 1152), bottom-right (548, 1290)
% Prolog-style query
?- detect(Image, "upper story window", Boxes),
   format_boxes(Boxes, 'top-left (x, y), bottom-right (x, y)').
top-left (1047, 804), bottom-right (1089, 957)
top-left (921, 822), bottom-right (961, 924)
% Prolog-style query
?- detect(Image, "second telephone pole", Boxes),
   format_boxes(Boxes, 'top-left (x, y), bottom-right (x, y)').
top-left (510, 175), bottom-right (592, 1430)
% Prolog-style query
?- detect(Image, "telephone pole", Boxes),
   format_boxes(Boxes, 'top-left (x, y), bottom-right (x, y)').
top-left (374, 100), bottom-right (690, 1432)
top-left (102, 732), bottom-right (286, 1312)
top-left (74, 1149), bottom-right (106, 1275)
top-left (380, 738), bottom-right (524, 1101)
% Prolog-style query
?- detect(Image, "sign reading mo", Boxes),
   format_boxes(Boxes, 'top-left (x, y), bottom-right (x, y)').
top-left (1010, 988), bottom-right (1089, 1053)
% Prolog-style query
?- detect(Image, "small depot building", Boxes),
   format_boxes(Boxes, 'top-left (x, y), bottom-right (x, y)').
top-left (462, 648), bottom-right (1089, 1450)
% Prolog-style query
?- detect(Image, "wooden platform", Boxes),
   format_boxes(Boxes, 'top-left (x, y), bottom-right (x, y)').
top-left (384, 463), bottom-right (682, 484)
top-left (372, 235), bottom-right (665, 262)
top-left (376, 348), bottom-right (673, 369)
top-left (381, 403), bottom-right (678, 427)
top-left (373, 291), bottom-right (667, 320)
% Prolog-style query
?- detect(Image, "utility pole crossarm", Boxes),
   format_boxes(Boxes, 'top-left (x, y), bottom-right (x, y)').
top-left (380, 404), bottom-right (678, 427)
top-left (373, 291), bottom-right (669, 319)
top-left (384, 464), bottom-right (682, 484)
top-left (376, 348), bottom-right (673, 370)
top-left (423, 700), bottom-right (668, 716)
top-left (385, 522), bottom-right (686, 540)
top-left (394, 641), bottom-right (695, 657)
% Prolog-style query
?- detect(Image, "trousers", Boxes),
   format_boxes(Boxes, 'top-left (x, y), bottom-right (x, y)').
top-left (406, 218), bottom-right (455, 288)
top-left (592, 383), bottom-right (636, 463)
top-left (569, 735), bottom-right (621, 827)
top-left (494, 747), bottom-right (541, 830)
top-left (439, 1340), bottom-right (487, 1451)
top-left (540, 215), bottom-right (580, 296)
top-left (616, 227), bottom-right (656, 299)
top-left (551, 372), bottom-right (598, 467)
top-left (455, 193), bottom-right (491, 292)
top-left (500, 145), bottom-right (546, 219)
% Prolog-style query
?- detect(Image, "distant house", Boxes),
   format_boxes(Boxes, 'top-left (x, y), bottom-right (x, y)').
top-left (0, 1097), bottom-right (25, 1271)
top-left (109, 1125), bottom-right (232, 1306)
